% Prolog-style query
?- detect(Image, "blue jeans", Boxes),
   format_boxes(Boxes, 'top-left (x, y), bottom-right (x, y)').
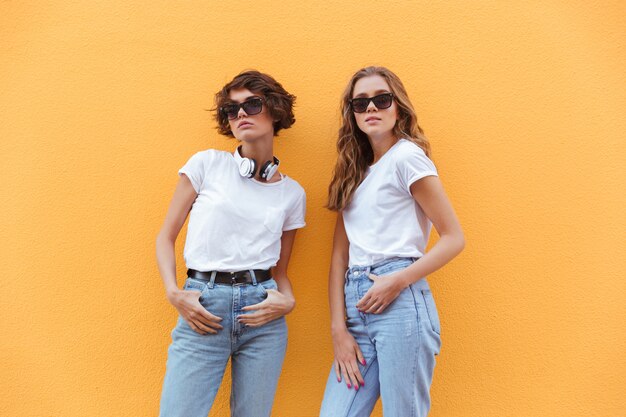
top-left (319, 258), bottom-right (442, 417)
top-left (159, 275), bottom-right (287, 417)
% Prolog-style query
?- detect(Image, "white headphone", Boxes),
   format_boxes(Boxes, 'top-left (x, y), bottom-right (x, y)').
top-left (234, 146), bottom-right (280, 182)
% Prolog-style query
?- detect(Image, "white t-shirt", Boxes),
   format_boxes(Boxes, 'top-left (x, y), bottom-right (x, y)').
top-left (342, 138), bottom-right (438, 267)
top-left (178, 147), bottom-right (306, 271)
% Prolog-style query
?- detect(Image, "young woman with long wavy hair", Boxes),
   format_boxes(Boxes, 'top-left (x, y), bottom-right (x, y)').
top-left (319, 66), bottom-right (465, 417)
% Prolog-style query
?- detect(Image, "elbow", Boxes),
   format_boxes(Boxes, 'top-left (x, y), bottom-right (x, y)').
top-left (156, 229), bottom-right (175, 250)
top-left (456, 232), bottom-right (466, 255)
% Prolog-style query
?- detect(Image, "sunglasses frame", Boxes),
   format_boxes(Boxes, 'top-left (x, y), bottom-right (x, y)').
top-left (349, 93), bottom-right (394, 113)
top-left (221, 97), bottom-right (265, 120)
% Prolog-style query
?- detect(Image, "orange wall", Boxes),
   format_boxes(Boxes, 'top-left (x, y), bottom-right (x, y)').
top-left (1, 2), bottom-right (624, 416)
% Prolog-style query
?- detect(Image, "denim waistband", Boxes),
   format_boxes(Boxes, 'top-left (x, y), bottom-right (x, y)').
top-left (345, 257), bottom-right (419, 278)
top-left (345, 257), bottom-right (430, 290)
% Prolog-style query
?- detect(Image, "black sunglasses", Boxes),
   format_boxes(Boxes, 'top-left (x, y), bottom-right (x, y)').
top-left (349, 93), bottom-right (394, 113)
top-left (220, 97), bottom-right (264, 120)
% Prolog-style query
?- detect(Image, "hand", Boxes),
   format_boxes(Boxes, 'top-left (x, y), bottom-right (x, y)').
top-left (355, 272), bottom-right (407, 314)
top-left (168, 288), bottom-right (223, 335)
top-left (332, 327), bottom-right (366, 390)
top-left (237, 289), bottom-right (295, 327)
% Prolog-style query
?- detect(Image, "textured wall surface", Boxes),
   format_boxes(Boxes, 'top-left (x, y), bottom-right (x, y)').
top-left (1, 1), bottom-right (625, 416)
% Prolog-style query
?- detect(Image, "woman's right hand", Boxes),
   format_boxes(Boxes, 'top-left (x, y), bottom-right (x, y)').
top-left (167, 289), bottom-right (223, 335)
top-left (332, 327), bottom-right (366, 390)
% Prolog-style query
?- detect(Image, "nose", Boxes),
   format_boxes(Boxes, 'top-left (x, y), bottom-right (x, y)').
top-left (237, 107), bottom-right (248, 118)
top-left (366, 100), bottom-right (378, 112)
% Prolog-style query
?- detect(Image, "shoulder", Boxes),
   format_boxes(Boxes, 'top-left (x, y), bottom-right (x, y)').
top-left (391, 139), bottom-right (434, 166)
top-left (186, 148), bottom-right (232, 165)
top-left (282, 176), bottom-right (306, 198)
top-left (393, 139), bottom-right (428, 160)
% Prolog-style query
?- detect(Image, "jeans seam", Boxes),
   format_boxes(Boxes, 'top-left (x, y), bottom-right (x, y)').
top-left (409, 284), bottom-right (422, 417)
top-left (339, 353), bottom-right (378, 417)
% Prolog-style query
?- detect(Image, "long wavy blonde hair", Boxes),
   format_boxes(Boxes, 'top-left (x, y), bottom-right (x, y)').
top-left (327, 66), bottom-right (433, 211)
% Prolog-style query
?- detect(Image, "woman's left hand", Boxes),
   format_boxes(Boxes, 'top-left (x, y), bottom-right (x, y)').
top-left (356, 273), bottom-right (407, 314)
top-left (237, 289), bottom-right (295, 327)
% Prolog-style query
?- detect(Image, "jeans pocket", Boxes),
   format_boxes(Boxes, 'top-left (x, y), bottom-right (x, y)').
top-left (183, 278), bottom-right (207, 300)
top-left (258, 278), bottom-right (277, 297)
top-left (420, 289), bottom-right (441, 335)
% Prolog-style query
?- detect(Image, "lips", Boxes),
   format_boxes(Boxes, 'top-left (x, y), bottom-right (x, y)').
top-left (237, 121), bottom-right (253, 128)
top-left (365, 116), bottom-right (381, 122)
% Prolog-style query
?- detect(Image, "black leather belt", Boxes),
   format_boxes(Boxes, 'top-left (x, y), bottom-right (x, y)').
top-left (187, 268), bottom-right (272, 285)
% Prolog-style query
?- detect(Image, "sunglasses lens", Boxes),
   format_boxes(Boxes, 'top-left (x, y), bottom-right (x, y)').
top-left (223, 105), bottom-right (239, 120)
top-left (351, 98), bottom-right (368, 113)
top-left (373, 94), bottom-right (392, 109)
top-left (242, 98), bottom-right (263, 115)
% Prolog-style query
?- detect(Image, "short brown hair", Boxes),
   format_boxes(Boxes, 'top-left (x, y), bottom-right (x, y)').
top-left (213, 70), bottom-right (296, 137)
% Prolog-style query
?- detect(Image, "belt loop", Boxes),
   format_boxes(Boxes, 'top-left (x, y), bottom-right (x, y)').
top-left (249, 269), bottom-right (258, 285)
top-left (208, 271), bottom-right (217, 289)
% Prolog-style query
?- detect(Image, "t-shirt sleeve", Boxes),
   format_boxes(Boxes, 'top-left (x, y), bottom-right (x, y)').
top-left (395, 145), bottom-right (439, 193)
top-left (178, 151), bottom-right (208, 193)
top-left (283, 187), bottom-right (306, 231)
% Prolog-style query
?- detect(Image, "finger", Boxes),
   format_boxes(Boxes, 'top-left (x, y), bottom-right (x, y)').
top-left (197, 307), bottom-right (223, 322)
top-left (365, 301), bottom-right (382, 314)
top-left (185, 320), bottom-right (206, 335)
top-left (244, 313), bottom-right (273, 327)
top-left (352, 360), bottom-right (365, 388)
top-left (334, 360), bottom-right (341, 382)
top-left (346, 361), bottom-right (361, 390)
top-left (194, 310), bottom-right (223, 329)
top-left (359, 296), bottom-right (377, 312)
top-left (244, 318), bottom-right (269, 327)
top-left (367, 273), bottom-right (378, 281)
top-left (355, 348), bottom-right (367, 367)
top-left (238, 311), bottom-right (271, 325)
top-left (238, 311), bottom-right (261, 320)
top-left (237, 313), bottom-right (263, 324)
top-left (193, 319), bottom-right (218, 334)
top-left (356, 293), bottom-right (371, 310)
top-left (242, 301), bottom-right (266, 311)
top-left (340, 362), bottom-right (354, 389)
top-left (374, 303), bottom-right (388, 314)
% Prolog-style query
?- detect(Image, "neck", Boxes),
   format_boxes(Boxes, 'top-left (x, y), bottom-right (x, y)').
top-left (239, 136), bottom-right (273, 164)
top-left (239, 135), bottom-right (278, 181)
top-left (368, 133), bottom-right (398, 165)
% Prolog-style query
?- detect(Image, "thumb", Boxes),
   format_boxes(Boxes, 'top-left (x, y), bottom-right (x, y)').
top-left (367, 273), bottom-right (379, 282)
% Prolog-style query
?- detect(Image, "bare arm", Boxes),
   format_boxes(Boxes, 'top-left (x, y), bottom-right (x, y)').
top-left (356, 175), bottom-right (465, 313)
top-left (272, 228), bottom-right (297, 306)
top-left (328, 213), bottom-right (366, 390)
top-left (155, 174), bottom-right (223, 334)
top-left (329, 214), bottom-right (349, 334)
top-left (238, 229), bottom-right (298, 327)
top-left (399, 175), bottom-right (465, 285)
top-left (155, 174), bottom-right (197, 297)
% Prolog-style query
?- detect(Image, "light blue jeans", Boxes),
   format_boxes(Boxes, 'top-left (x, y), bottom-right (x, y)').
top-left (319, 257), bottom-right (442, 417)
top-left (159, 275), bottom-right (287, 417)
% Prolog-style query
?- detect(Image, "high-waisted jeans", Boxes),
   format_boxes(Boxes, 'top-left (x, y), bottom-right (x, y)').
top-left (159, 275), bottom-right (287, 417)
top-left (319, 257), bottom-right (442, 417)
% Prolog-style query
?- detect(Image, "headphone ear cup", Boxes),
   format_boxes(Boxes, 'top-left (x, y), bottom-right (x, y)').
top-left (239, 157), bottom-right (257, 178)
top-left (264, 163), bottom-right (279, 181)
top-left (260, 158), bottom-right (279, 181)
top-left (259, 160), bottom-right (272, 180)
